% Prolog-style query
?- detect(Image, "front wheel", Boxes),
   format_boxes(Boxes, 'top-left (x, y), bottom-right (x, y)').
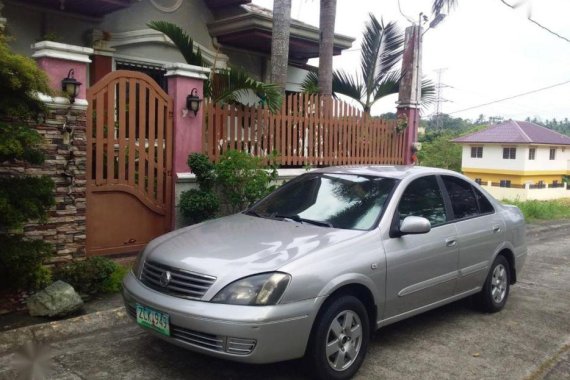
top-left (306, 295), bottom-right (370, 380)
top-left (476, 255), bottom-right (511, 313)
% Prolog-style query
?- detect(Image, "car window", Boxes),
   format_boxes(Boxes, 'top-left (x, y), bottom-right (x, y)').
top-left (473, 187), bottom-right (495, 214)
top-left (251, 173), bottom-right (396, 230)
top-left (442, 176), bottom-right (479, 219)
top-left (397, 176), bottom-right (447, 227)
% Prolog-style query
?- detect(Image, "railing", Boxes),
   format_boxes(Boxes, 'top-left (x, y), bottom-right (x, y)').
top-left (202, 94), bottom-right (406, 166)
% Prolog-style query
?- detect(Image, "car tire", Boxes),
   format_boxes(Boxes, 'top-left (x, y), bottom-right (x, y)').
top-left (476, 255), bottom-right (511, 313)
top-left (306, 295), bottom-right (370, 380)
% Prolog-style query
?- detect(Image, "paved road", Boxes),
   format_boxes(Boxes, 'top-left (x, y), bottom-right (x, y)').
top-left (1, 222), bottom-right (569, 380)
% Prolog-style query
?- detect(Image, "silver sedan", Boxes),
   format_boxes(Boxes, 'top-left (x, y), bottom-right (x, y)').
top-left (123, 166), bottom-right (527, 380)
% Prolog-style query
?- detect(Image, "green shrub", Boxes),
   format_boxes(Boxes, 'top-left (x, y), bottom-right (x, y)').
top-left (55, 257), bottom-right (127, 296)
top-left (0, 235), bottom-right (52, 290)
top-left (179, 189), bottom-right (219, 224)
top-left (215, 150), bottom-right (278, 213)
top-left (179, 151), bottom-right (278, 225)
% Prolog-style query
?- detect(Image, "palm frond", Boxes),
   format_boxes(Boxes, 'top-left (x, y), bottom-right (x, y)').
top-left (432, 0), bottom-right (458, 15)
top-left (420, 78), bottom-right (436, 108)
top-left (372, 71), bottom-right (401, 102)
top-left (360, 15), bottom-right (404, 100)
top-left (300, 71), bottom-right (320, 95)
top-left (332, 70), bottom-right (365, 108)
top-left (147, 21), bottom-right (204, 66)
top-left (210, 67), bottom-right (282, 113)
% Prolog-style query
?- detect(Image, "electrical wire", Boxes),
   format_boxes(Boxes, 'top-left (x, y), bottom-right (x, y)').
top-left (448, 79), bottom-right (570, 115)
top-left (499, 0), bottom-right (570, 44)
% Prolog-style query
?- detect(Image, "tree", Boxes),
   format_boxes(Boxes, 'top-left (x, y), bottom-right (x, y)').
top-left (270, 0), bottom-right (291, 96)
top-left (148, 21), bottom-right (282, 112)
top-left (302, 14), bottom-right (434, 115)
top-left (417, 133), bottom-right (462, 171)
top-left (318, 0), bottom-right (337, 97)
top-left (0, 32), bottom-right (55, 290)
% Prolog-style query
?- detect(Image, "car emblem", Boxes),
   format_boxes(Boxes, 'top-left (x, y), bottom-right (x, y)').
top-left (160, 271), bottom-right (171, 287)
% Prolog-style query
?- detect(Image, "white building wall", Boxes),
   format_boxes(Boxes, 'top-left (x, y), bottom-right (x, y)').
top-left (462, 144), bottom-right (570, 173)
top-left (483, 184), bottom-right (569, 201)
top-left (461, 144), bottom-right (525, 171)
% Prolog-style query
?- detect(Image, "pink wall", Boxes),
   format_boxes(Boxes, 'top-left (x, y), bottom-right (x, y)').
top-left (167, 76), bottom-right (204, 175)
top-left (36, 57), bottom-right (88, 100)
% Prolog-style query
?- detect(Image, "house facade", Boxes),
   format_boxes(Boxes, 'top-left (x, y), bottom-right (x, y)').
top-left (0, 0), bottom-right (354, 91)
top-left (452, 120), bottom-right (570, 200)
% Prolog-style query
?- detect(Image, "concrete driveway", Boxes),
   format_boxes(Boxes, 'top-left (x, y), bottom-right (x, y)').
top-left (1, 221), bottom-right (569, 380)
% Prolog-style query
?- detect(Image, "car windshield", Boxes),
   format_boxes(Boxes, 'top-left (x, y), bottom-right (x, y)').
top-left (248, 173), bottom-right (396, 230)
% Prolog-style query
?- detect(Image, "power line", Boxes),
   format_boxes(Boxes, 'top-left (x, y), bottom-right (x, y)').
top-left (499, 0), bottom-right (570, 44)
top-left (448, 79), bottom-right (570, 115)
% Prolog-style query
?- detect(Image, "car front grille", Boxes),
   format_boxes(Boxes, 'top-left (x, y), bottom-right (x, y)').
top-left (126, 304), bottom-right (256, 356)
top-left (140, 260), bottom-right (216, 300)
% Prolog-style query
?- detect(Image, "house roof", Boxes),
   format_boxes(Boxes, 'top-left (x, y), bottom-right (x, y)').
top-left (452, 120), bottom-right (570, 146)
top-left (207, 3), bottom-right (354, 62)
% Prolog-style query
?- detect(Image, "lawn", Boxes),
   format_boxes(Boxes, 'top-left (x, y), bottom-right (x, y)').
top-left (502, 198), bottom-right (570, 222)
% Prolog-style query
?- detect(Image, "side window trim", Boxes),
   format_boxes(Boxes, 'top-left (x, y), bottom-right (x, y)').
top-left (436, 175), bottom-right (455, 221)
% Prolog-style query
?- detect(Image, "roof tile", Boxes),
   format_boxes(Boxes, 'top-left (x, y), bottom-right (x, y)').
top-left (452, 120), bottom-right (570, 145)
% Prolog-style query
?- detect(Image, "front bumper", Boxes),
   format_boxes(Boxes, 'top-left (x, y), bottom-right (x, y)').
top-left (122, 271), bottom-right (319, 364)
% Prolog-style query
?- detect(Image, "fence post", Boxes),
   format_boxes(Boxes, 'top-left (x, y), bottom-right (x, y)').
top-left (165, 63), bottom-right (211, 176)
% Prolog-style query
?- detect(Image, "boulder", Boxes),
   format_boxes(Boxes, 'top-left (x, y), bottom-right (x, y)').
top-left (27, 281), bottom-right (84, 317)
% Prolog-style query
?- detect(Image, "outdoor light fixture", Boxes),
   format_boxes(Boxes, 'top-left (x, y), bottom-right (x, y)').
top-left (61, 69), bottom-right (81, 103)
top-left (186, 88), bottom-right (202, 116)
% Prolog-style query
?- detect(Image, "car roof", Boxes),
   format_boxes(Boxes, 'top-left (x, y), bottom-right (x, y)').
top-left (313, 165), bottom-right (459, 180)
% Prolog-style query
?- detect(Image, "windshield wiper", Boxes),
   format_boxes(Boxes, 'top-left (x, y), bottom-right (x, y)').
top-left (243, 209), bottom-right (263, 218)
top-left (274, 214), bottom-right (333, 228)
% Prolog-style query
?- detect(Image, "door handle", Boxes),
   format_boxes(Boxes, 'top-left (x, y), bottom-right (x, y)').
top-left (492, 225), bottom-right (501, 233)
top-left (445, 238), bottom-right (457, 247)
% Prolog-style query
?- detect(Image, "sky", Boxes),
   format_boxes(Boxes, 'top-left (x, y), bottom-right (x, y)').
top-left (252, 0), bottom-right (570, 122)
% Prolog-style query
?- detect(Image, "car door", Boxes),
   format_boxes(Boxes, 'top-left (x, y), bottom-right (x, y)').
top-left (440, 175), bottom-right (506, 294)
top-left (382, 175), bottom-right (459, 320)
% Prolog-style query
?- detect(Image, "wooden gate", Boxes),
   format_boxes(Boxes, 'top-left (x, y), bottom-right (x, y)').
top-left (86, 70), bottom-right (173, 256)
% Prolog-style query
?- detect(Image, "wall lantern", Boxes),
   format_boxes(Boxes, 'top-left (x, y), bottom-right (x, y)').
top-left (61, 69), bottom-right (81, 103)
top-left (186, 88), bottom-right (202, 116)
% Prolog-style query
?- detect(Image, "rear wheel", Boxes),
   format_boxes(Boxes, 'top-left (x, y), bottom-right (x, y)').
top-left (306, 295), bottom-right (370, 380)
top-left (476, 255), bottom-right (510, 313)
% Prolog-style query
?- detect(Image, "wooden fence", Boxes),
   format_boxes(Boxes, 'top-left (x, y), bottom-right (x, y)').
top-left (202, 93), bottom-right (406, 166)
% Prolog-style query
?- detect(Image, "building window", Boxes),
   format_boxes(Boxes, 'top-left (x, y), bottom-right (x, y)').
top-left (471, 146), bottom-right (483, 158)
top-left (528, 148), bottom-right (536, 160)
top-left (503, 147), bottom-right (516, 159)
top-left (550, 148), bottom-right (556, 160)
top-left (499, 180), bottom-right (511, 188)
top-left (538, 180), bottom-right (545, 189)
top-left (475, 178), bottom-right (482, 185)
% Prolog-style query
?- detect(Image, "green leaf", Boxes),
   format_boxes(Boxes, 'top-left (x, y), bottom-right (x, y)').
top-left (147, 21), bottom-right (204, 66)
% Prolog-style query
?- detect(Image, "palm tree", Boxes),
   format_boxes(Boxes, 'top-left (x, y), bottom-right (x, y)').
top-left (147, 21), bottom-right (282, 112)
top-left (270, 0), bottom-right (292, 96)
top-left (318, 0), bottom-right (337, 97)
top-left (302, 14), bottom-right (434, 115)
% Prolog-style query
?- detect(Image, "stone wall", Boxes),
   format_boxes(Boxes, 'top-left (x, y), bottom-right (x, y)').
top-left (0, 102), bottom-right (87, 264)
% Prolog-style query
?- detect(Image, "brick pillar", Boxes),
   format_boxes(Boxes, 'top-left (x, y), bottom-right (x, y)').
top-left (165, 63), bottom-right (211, 176)
top-left (28, 42), bottom-right (93, 261)
top-left (396, 25), bottom-right (422, 165)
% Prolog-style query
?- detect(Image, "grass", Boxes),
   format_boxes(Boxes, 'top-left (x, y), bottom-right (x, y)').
top-left (502, 198), bottom-right (570, 222)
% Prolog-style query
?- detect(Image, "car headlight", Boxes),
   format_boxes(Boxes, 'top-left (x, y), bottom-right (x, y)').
top-left (211, 272), bottom-right (291, 306)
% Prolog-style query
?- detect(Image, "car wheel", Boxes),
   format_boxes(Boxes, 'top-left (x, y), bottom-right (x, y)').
top-left (307, 295), bottom-right (370, 380)
top-left (477, 255), bottom-right (510, 313)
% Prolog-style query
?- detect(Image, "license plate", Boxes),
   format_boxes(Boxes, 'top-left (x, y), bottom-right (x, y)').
top-left (136, 304), bottom-right (170, 336)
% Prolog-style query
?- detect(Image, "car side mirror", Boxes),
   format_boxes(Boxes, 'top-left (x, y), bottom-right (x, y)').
top-left (399, 216), bottom-right (431, 236)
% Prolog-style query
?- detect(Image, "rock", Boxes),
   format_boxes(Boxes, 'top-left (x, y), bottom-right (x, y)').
top-left (27, 281), bottom-right (84, 317)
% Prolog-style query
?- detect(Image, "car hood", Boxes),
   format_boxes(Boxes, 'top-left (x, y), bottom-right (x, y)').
top-left (144, 213), bottom-right (366, 285)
